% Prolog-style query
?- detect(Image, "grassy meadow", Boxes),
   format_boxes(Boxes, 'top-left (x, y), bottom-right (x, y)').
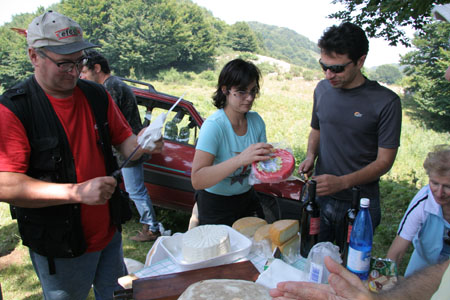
top-left (1, 62), bottom-right (449, 299)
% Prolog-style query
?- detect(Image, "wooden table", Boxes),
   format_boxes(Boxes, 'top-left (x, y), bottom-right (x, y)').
top-left (130, 260), bottom-right (260, 300)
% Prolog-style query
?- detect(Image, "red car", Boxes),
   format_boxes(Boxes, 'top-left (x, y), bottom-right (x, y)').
top-left (125, 78), bottom-right (305, 223)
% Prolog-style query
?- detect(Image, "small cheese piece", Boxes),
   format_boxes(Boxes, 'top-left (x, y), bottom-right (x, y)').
top-left (253, 224), bottom-right (272, 242)
top-left (178, 279), bottom-right (271, 300)
top-left (271, 234), bottom-right (300, 257)
top-left (269, 219), bottom-right (299, 246)
top-left (232, 217), bottom-right (268, 237)
top-left (182, 225), bottom-right (231, 263)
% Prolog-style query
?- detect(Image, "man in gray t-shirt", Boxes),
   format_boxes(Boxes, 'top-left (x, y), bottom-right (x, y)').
top-left (299, 22), bottom-right (402, 251)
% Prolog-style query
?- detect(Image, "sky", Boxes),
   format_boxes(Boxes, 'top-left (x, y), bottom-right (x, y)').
top-left (0, 0), bottom-right (413, 68)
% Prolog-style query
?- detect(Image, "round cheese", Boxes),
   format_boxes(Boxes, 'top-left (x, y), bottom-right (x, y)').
top-left (177, 279), bottom-right (271, 300)
top-left (182, 225), bottom-right (231, 263)
top-left (253, 224), bottom-right (272, 242)
top-left (232, 217), bottom-right (267, 237)
top-left (252, 148), bottom-right (295, 183)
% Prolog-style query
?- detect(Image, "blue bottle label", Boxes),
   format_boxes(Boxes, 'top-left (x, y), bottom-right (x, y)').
top-left (347, 246), bottom-right (371, 274)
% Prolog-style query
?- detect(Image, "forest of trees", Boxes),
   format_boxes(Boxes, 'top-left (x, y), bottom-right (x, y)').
top-left (0, 0), bottom-right (318, 87)
top-left (0, 0), bottom-right (449, 130)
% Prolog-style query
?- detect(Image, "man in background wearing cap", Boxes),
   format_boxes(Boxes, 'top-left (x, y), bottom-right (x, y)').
top-left (0, 11), bottom-right (162, 299)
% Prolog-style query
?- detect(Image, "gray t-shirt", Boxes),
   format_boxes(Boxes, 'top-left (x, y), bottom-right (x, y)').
top-left (311, 78), bottom-right (402, 203)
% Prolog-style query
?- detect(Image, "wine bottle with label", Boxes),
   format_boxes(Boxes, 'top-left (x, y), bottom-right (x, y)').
top-left (346, 198), bottom-right (373, 280)
top-left (342, 186), bottom-right (360, 266)
top-left (300, 179), bottom-right (320, 258)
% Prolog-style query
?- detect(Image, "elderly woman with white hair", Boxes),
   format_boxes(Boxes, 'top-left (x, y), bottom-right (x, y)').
top-left (387, 144), bottom-right (450, 277)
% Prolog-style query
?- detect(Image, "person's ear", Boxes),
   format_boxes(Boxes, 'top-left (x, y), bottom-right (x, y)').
top-left (94, 64), bottom-right (102, 74)
top-left (221, 86), bottom-right (228, 95)
top-left (357, 55), bottom-right (367, 69)
top-left (28, 48), bottom-right (39, 66)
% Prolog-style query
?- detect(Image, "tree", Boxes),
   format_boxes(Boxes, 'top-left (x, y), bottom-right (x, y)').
top-left (370, 64), bottom-right (403, 84)
top-left (329, 0), bottom-right (450, 47)
top-left (227, 22), bottom-right (260, 52)
top-left (60, 0), bottom-right (216, 77)
top-left (401, 21), bottom-right (450, 130)
top-left (0, 12), bottom-right (38, 89)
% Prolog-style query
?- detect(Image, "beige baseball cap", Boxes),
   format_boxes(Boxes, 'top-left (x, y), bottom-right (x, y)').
top-left (27, 11), bottom-right (98, 54)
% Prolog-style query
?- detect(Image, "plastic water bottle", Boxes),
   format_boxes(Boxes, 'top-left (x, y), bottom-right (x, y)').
top-left (346, 197), bottom-right (373, 280)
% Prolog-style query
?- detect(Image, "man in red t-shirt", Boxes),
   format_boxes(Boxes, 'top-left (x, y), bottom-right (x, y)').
top-left (0, 11), bottom-right (162, 300)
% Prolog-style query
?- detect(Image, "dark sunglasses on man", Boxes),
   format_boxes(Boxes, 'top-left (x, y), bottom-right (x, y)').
top-left (319, 59), bottom-right (353, 73)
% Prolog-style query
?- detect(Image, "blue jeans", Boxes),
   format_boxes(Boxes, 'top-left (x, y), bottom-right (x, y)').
top-left (29, 230), bottom-right (127, 300)
top-left (122, 162), bottom-right (159, 232)
top-left (317, 196), bottom-right (381, 252)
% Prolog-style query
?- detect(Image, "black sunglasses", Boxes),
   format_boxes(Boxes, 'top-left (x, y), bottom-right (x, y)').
top-left (319, 59), bottom-right (353, 73)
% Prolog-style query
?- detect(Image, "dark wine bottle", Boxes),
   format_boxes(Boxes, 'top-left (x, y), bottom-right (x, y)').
top-left (300, 179), bottom-right (320, 258)
top-left (342, 186), bottom-right (360, 266)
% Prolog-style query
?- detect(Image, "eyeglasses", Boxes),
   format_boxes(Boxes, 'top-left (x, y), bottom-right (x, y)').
top-left (229, 89), bottom-right (259, 99)
top-left (37, 49), bottom-right (87, 73)
top-left (319, 59), bottom-right (353, 73)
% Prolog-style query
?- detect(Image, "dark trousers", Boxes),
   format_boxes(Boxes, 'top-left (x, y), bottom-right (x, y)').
top-left (195, 188), bottom-right (265, 226)
top-left (317, 196), bottom-right (381, 252)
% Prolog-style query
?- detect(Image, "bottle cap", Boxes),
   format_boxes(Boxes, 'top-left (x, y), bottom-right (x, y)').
top-left (360, 198), bottom-right (370, 208)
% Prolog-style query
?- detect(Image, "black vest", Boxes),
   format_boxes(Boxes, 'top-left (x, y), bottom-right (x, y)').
top-left (0, 76), bottom-right (131, 274)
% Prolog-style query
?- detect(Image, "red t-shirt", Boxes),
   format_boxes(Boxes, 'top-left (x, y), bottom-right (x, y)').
top-left (0, 86), bottom-right (132, 252)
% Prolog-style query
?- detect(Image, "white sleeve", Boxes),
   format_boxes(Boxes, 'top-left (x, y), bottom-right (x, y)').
top-left (397, 188), bottom-right (428, 241)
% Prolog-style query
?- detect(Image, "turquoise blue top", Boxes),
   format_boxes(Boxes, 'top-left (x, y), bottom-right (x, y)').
top-left (195, 109), bottom-right (266, 196)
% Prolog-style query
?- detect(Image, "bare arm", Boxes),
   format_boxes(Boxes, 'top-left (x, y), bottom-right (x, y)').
top-left (298, 128), bottom-right (320, 176)
top-left (0, 172), bottom-right (116, 208)
top-left (313, 147), bottom-right (398, 196)
top-left (191, 143), bottom-right (272, 190)
top-left (270, 256), bottom-right (448, 300)
top-left (377, 260), bottom-right (449, 300)
top-left (386, 235), bottom-right (411, 266)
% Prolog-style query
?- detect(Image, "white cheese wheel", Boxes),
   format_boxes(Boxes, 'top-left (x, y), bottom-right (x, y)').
top-left (177, 279), bottom-right (271, 300)
top-left (182, 225), bottom-right (231, 263)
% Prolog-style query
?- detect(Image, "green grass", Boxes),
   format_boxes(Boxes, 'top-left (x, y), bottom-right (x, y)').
top-left (1, 67), bottom-right (449, 298)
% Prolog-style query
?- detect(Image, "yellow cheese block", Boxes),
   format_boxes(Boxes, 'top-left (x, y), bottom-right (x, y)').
top-left (269, 219), bottom-right (299, 246)
top-left (253, 224), bottom-right (272, 242)
top-left (232, 217), bottom-right (268, 237)
top-left (271, 234), bottom-right (300, 257)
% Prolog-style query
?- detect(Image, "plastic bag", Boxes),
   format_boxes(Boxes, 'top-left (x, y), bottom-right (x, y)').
top-left (137, 112), bottom-right (165, 151)
top-left (304, 242), bottom-right (342, 284)
top-left (137, 93), bottom-right (185, 151)
top-left (248, 143), bottom-right (296, 185)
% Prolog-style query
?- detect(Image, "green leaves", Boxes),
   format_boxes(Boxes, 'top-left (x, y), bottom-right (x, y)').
top-left (401, 21), bottom-right (450, 131)
top-left (329, 0), bottom-right (449, 47)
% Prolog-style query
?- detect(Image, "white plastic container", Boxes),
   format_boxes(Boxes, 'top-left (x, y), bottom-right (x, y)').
top-left (160, 225), bottom-right (252, 271)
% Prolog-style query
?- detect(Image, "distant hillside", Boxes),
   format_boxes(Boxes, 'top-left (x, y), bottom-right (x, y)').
top-left (248, 22), bottom-right (320, 69)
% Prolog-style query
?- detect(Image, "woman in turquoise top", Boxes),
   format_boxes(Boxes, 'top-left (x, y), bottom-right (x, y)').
top-left (191, 59), bottom-right (273, 226)
top-left (387, 144), bottom-right (450, 276)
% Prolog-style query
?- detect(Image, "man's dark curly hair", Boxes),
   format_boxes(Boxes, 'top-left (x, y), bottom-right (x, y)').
top-left (84, 49), bottom-right (111, 74)
top-left (212, 58), bottom-right (262, 109)
top-left (318, 22), bottom-right (369, 63)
